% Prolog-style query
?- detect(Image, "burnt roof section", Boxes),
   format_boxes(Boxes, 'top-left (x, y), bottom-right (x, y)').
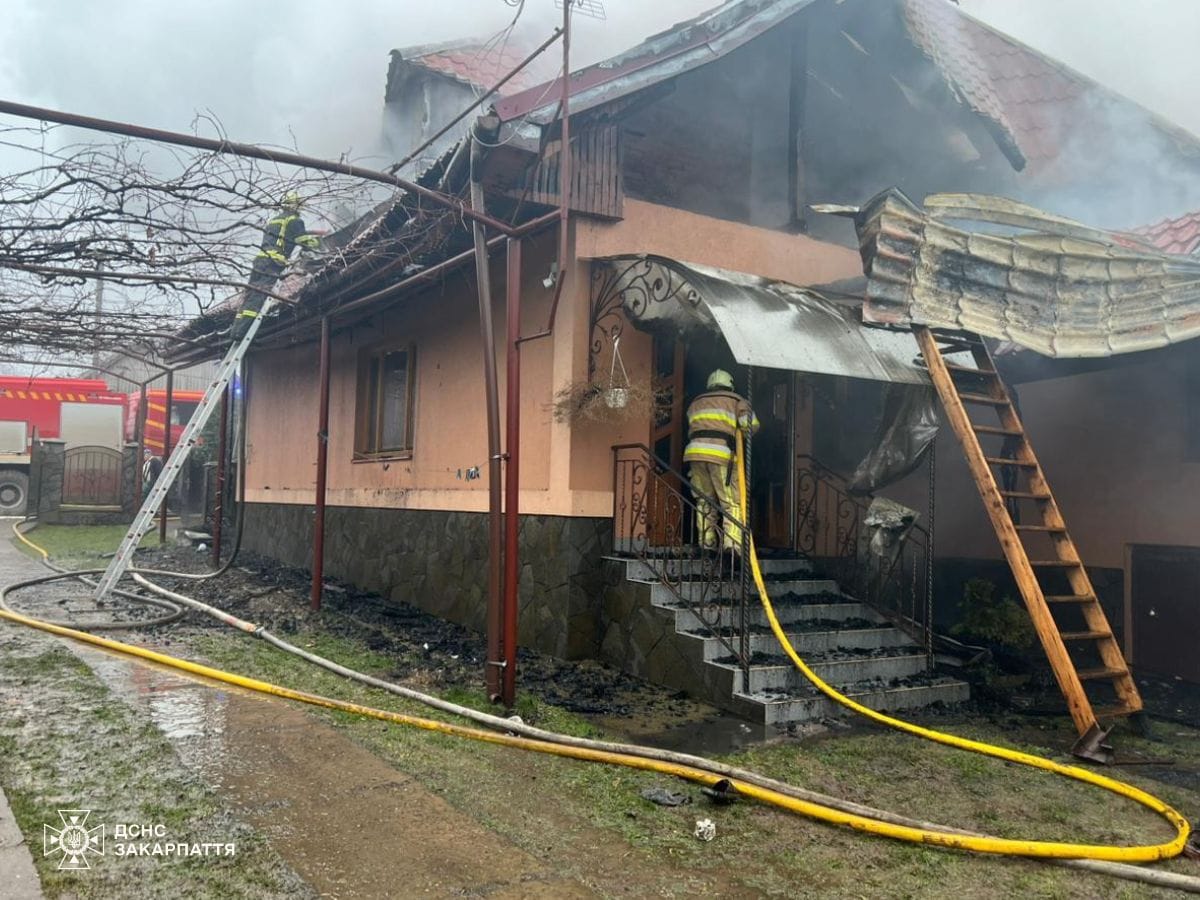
top-left (498, 0), bottom-right (1200, 174)
top-left (903, 0), bottom-right (1200, 172)
top-left (497, 0), bottom-right (815, 124)
top-left (387, 36), bottom-right (559, 102)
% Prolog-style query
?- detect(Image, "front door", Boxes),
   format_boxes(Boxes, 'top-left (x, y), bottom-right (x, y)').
top-left (1130, 544), bottom-right (1200, 683)
top-left (750, 369), bottom-right (796, 549)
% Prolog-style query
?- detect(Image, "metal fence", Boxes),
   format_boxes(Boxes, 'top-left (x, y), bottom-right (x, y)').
top-left (62, 445), bottom-right (124, 507)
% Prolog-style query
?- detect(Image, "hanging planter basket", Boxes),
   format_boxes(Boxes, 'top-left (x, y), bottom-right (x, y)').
top-left (551, 335), bottom-right (670, 424)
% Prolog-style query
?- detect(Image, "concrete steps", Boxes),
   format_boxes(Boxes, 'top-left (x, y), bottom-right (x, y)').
top-left (603, 555), bottom-right (968, 727)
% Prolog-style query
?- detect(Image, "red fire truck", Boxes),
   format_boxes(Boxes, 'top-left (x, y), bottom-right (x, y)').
top-left (124, 389), bottom-right (206, 455)
top-left (0, 377), bottom-right (204, 515)
top-left (0, 378), bottom-right (127, 514)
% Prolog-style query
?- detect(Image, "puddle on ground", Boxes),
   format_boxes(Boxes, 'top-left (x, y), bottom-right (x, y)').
top-left (67, 641), bottom-right (593, 898)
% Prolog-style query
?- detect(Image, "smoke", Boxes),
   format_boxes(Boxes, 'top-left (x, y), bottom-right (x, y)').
top-left (959, 0), bottom-right (1200, 140)
top-left (959, 0), bottom-right (1200, 227)
top-left (0, 0), bottom-right (713, 166)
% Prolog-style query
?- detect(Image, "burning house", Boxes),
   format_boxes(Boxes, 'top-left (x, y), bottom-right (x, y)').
top-left (172, 0), bottom-right (1200, 731)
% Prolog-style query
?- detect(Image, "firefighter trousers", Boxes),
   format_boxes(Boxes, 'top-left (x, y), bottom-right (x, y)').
top-left (688, 459), bottom-right (743, 552)
top-left (232, 258), bottom-right (283, 341)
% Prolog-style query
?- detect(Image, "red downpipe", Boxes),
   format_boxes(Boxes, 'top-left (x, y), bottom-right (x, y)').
top-left (311, 315), bottom-right (331, 610)
top-left (498, 1), bottom-right (573, 705)
top-left (211, 386), bottom-right (229, 568)
top-left (501, 237), bottom-right (522, 707)
top-left (159, 369), bottom-right (173, 544)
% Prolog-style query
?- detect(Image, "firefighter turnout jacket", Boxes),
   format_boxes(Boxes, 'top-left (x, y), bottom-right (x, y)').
top-left (256, 212), bottom-right (319, 267)
top-left (683, 390), bottom-right (760, 466)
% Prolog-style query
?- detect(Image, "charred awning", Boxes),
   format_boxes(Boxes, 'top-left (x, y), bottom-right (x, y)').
top-left (841, 190), bottom-right (1200, 357)
top-left (592, 255), bottom-right (930, 385)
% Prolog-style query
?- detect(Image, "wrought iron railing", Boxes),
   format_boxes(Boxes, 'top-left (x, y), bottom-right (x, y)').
top-left (795, 455), bottom-right (933, 660)
top-left (608, 445), bottom-right (935, 676)
top-left (611, 443), bottom-right (751, 678)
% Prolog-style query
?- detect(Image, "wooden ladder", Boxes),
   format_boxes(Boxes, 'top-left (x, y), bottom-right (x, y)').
top-left (914, 327), bottom-right (1142, 763)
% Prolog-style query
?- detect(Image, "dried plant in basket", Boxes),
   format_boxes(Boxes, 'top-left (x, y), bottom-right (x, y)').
top-left (551, 377), bottom-right (671, 425)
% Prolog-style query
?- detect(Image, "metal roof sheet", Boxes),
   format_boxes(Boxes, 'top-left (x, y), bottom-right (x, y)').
top-left (847, 189), bottom-right (1200, 357)
top-left (596, 255), bottom-right (931, 385)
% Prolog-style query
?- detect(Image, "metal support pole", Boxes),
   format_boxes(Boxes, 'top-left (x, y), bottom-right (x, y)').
top-left (311, 316), bottom-right (331, 611)
top-left (501, 238), bottom-right (522, 708)
top-left (159, 369), bottom-right (173, 544)
top-left (211, 385), bottom-right (229, 568)
top-left (134, 382), bottom-right (148, 508)
top-left (470, 138), bottom-right (505, 703)
top-left (739, 367), bottom-right (754, 681)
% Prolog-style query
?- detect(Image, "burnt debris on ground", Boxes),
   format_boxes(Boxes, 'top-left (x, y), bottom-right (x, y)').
top-left (135, 545), bottom-right (706, 722)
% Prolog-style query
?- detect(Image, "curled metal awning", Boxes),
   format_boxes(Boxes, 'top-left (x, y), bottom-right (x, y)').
top-left (843, 190), bottom-right (1200, 357)
top-left (592, 255), bottom-right (930, 385)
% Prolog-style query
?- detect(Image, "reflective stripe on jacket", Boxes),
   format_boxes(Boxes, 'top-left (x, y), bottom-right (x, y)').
top-left (683, 390), bottom-right (758, 466)
top-left (255, 213), bottom-right (318, 265)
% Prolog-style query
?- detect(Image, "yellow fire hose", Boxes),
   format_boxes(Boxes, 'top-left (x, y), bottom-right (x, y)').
top-left (3, 506), bottom-right (1193, 868)
top-left (733, 430), bottom-right (1190, 861)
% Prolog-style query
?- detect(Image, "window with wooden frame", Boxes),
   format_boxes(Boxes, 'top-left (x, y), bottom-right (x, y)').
top-left (355, 345), bottom-right (416, 458)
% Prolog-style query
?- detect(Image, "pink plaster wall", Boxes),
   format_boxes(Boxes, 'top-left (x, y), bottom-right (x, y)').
top-left (246, 202), bottom-right (866, 518)
top-left (884, 358), bottom-right (1200, 569)
top-left (576, 198), bottom-right (863, 287)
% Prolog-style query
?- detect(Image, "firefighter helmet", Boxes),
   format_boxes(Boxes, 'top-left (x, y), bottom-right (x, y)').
top-left (707, 369), bottom-right (735, 390)
top-left (281, 192), bottom-right (303, 211)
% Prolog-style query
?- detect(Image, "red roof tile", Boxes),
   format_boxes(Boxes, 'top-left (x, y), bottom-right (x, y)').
top-left (903, 0), bottom-right (1200, 172)
top-left (397, 38), bottom-right (559, 96)
top-left (1131, 211), bottom-right (1200, 256)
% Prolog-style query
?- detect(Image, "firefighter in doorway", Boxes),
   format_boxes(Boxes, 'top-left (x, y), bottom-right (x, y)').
top-left (684, 369), bottom-right (759, 553)
top-left (231, 193), bottom-right (321, 342)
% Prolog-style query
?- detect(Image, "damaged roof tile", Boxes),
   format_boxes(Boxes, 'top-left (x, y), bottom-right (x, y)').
top-left (1131, 210), bottom-right (1200, 256)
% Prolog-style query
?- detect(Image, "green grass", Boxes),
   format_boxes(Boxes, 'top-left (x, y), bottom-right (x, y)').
top-left (0, 630), bottom-right (309, 898)
top-left (179, 623), bottom-right (1200, 898)
top-left (13, 523), bottom-right (159, 566)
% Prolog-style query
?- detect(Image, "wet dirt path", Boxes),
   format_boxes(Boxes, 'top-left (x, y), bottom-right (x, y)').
top-left (0, 528), bottom-right (594, 898)
top-left (81, 650), bottom-right (595, 899)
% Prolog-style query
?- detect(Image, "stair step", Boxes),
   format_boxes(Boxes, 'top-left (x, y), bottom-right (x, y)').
top-left (732, 677), bottom-right (970, 726)
top-left (1077, 666), bottom-right (1128, 681)
top-left (983, 456), bottom-right (1038, 467)
top-left (1044, 594), bottom-right (1094, 603)
top-left (945, 363), bottom-right (997, 378)
top-left (1060, 630), bottom-right (1111, 641)
top-left (972, 425), bottom-right (1023, 436)
top-left (1029, 559), bottom-right (1081, 568)
top-left (958, 392), bottom-right (1009, 406)
top-left (999, 490), bottom-right (1052, 500)
top-left (1015, 525), bottom-right (1066, 533)
top-left (728, 653), bottom-right (930, 693)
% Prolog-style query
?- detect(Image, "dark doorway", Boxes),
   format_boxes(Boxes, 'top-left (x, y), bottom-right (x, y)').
top-left (750, 368), bottom-right (795, 548)
top-left (1129, 544), bottom-right (1200, 683)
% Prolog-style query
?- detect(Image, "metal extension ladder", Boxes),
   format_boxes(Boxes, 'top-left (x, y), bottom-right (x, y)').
top-left (93, 298), bottom-right (274, 601)
top-left (914, 327), bottom-right (1142, 763)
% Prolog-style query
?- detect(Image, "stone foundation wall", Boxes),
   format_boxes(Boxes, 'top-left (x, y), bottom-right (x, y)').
top-left (34, 443), bottom-right (139, 526)
top-left (243, 502), bottom-right (619, 659)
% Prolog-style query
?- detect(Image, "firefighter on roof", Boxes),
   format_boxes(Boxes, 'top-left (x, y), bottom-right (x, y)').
top-left (231, 193), bottom-right (321, 341)
top-left (684, 369), bottom-right (759, 553)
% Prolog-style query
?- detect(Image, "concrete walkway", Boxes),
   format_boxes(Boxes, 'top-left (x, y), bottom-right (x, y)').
top-left (0, 520), bottom-right (45, 898)
top-left (0, 784), bottom-right (43, 900)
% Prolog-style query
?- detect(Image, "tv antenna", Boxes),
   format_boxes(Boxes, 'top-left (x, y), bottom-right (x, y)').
top-left (554, 0), bottom-right (606, 20)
